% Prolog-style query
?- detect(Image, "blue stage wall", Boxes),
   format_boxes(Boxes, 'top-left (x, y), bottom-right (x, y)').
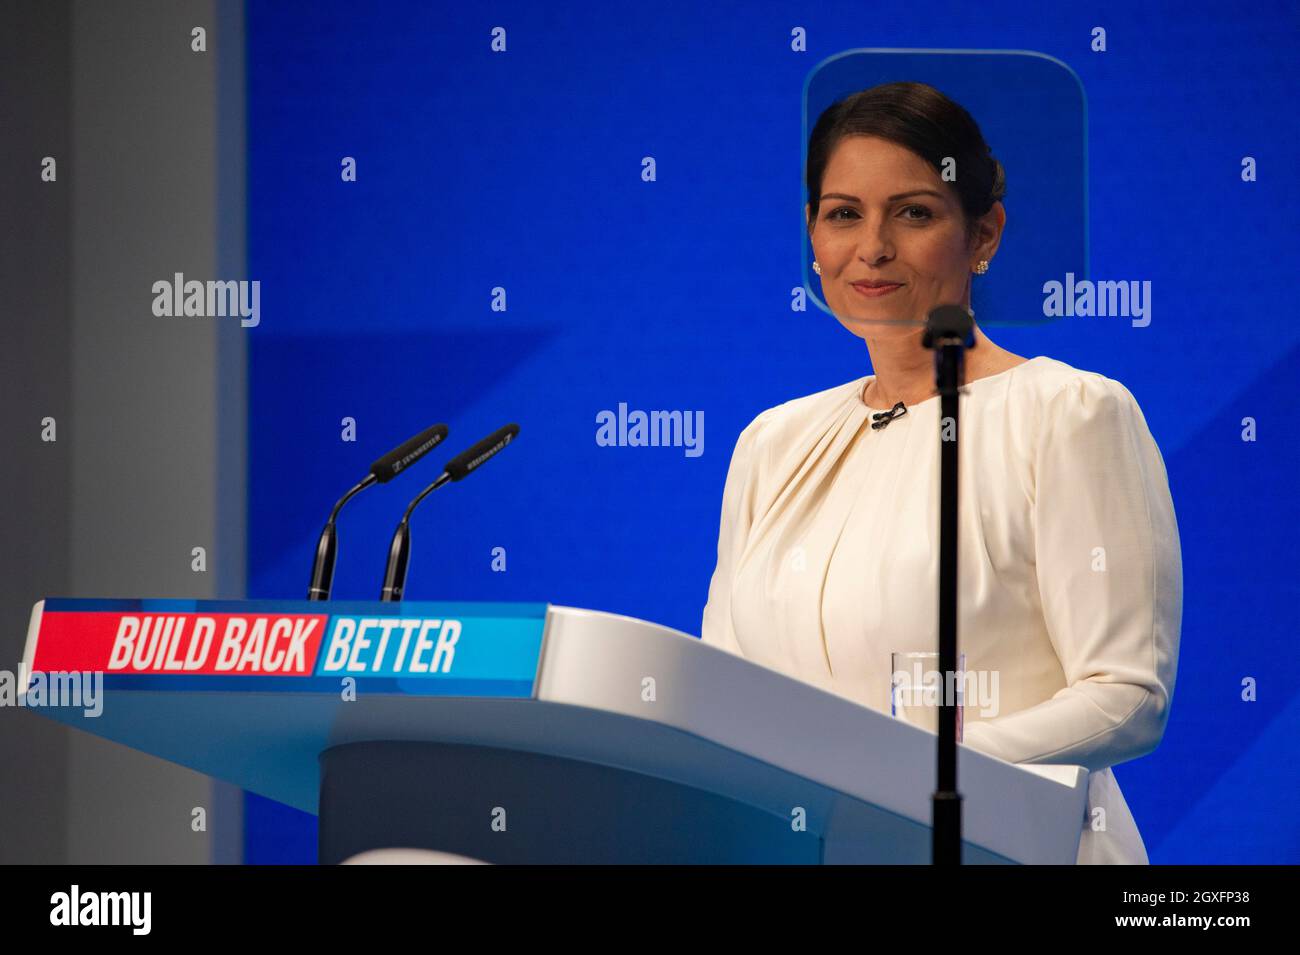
top-left (242, 0), bottom-right (1300, 863)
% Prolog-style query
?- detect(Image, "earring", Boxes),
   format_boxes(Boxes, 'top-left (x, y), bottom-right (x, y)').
top-left (974, 260), bottom-right (989, 275)
top-left (812, 260), bottom-right (822, 275)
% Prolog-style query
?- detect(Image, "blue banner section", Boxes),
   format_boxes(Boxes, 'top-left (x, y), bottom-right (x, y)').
top-left (315, 614), bottom-right (544, 681)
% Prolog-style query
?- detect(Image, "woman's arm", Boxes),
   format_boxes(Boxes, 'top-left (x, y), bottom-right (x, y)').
top-left (700, 411), bottom-right (770, 654)
top-left (962, 375), bottom-right (1183, 774)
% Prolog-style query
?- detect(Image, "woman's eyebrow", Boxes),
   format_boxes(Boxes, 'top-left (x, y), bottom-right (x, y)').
top-left (820, 189), bottom-right (946, 202)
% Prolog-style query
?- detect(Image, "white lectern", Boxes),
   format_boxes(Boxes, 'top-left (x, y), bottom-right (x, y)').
top-left (22, 598), bottom-right (1087, 863)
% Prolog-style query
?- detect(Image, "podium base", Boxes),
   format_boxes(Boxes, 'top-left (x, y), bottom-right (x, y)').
top-left (318, 740), bottom-right (821, 864)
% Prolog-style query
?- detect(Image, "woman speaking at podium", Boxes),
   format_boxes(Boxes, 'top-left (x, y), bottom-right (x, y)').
top-left (700, 82), bottom-right (1182, 865)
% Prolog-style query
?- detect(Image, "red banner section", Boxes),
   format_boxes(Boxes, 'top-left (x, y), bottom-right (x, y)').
top-left (33, 612), bottom-right (328, 675)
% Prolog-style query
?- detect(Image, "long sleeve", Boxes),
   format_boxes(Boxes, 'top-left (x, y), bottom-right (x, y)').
top-left (961, 375), bottom-right (1183, 773)
top-left (700, 412), bottom-right (769, 654)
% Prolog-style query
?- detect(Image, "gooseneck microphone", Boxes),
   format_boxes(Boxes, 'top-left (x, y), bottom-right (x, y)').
top-left (307, 422), bottom-right (449, 601)
top-left (380, 423), bottom-right (520, 602)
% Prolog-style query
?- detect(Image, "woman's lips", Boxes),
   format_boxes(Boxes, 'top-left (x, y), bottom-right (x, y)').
top-left (851, 282), bottom-right (903, 298)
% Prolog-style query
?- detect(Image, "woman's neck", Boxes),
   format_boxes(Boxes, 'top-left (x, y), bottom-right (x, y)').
top-left (862, 325), bottom-right (1016, 407)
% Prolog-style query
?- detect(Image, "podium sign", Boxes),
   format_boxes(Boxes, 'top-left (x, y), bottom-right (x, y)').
top-left (25, 598), bottom-right (548, 698)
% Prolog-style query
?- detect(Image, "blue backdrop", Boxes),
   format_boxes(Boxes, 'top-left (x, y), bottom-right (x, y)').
top-left (242, 0), bottom-right (1300, 863)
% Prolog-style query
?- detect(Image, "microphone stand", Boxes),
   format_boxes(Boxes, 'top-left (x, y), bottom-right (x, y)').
top-left (380, 472), bottom-right (451, 602)
top-left (308, 475), bottom-right (376, 601)
top-left (922, 304), bottom-right (975, 865)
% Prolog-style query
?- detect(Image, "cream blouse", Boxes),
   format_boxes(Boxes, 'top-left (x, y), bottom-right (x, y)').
top-left (700, 355), bottom-right (1182, 864)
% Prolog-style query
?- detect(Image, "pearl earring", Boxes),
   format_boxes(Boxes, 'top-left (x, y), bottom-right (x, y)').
top-left (812, 260), bottom-right (822, 275)
top-left (974, 260), bottom-right (989, 274)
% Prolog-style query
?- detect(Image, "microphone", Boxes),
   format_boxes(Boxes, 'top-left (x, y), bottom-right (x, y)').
top-left (870, 401), bottom-right (908, 431)
top-left (307, 423), bottom-right (449, 601)
top-left (380, 423), bottom-right (520, 602)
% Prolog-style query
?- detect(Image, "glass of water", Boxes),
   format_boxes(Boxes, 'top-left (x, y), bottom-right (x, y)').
top-left (890, 650), bottom-right (964, 742)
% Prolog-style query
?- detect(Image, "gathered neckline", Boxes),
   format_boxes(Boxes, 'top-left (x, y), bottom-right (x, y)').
top-left (858, 355), bottom-right (1043, 413)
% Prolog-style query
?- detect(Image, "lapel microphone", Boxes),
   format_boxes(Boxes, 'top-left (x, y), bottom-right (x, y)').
top-left (870, 401), bottom-right (908, 430)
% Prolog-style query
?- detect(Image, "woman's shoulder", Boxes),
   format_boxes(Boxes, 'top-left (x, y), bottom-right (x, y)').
top-left (1006, 357), bottom-right (1159, 457)
top-left (1014, 355), bottom-right (1146, 413)
top-left (735, 375), bottom-right (867, 450)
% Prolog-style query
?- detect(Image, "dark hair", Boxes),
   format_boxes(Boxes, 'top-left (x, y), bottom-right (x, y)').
top-left (806, 82), bottom-right (1005, 248)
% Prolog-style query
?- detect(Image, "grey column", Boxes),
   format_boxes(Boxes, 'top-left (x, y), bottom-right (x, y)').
top-left (64, 0), bottom-right (247, 865)
top-left (0, 0), bottom-right (248, 864)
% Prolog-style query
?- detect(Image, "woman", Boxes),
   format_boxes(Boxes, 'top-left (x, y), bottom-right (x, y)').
top-left (700, 82), bottom-right (1182, 865)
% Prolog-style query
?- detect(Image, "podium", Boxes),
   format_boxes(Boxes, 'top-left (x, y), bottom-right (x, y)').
top-left (21, 598), bottom-right (1088, 863)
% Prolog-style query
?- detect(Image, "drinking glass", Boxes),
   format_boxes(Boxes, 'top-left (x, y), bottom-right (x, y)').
top-left (889, 650), bottom-right (964, 742)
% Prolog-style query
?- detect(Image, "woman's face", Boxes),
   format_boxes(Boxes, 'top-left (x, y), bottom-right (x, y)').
top-left (806, 135), bottom-right (1001, 340)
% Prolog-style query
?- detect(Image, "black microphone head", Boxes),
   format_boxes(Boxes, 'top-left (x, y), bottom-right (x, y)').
top-left (444, 423), bottom-right (519, 482)
top-left (922, 304), bottom-right (975, 348)
top-left (369, 423), bottom-right (450, 483)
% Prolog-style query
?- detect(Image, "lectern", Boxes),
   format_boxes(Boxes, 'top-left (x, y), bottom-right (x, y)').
top-left (22, 598), bottom-right (1088, 863)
